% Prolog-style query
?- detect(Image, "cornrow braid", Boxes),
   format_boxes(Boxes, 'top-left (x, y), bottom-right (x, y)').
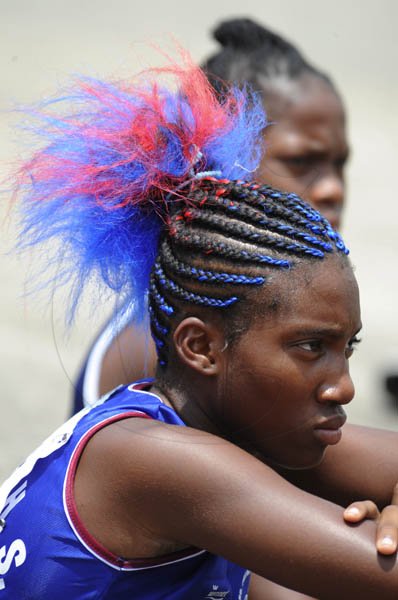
top-left (190, 180), bottom-right (348, 254)
top-left (149, 178), bottom-right (349, 366)
top-left (237, 182), bottom-right (348, 253)
top-left (170, 228), bottom-right (293, 267)
top-left (160, 240), bottom-right (266, 285)
top-left (173, 206), bottom-right (325, 259)
top-left (148, 276), bottom-right (174, 366)
top-left (195, 183), bottom-right (335, 245)
top-left (153, 260), bottom-right (239, 308)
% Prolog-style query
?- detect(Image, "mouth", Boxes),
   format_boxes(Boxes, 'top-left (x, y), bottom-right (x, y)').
top-left (313, 413), bottom-right (347, 446)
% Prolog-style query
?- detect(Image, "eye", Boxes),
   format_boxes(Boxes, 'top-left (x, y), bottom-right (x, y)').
top-left (296, 340), bottom-right (323, 353)
top-left (334, 155), bottom-right (348, 173)
top-left (283, 155), bottom-right (316, 174)
top-left (345, 336), bottom-right (361, 358)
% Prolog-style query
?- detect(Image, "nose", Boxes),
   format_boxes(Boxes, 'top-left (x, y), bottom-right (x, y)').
top-left (317, 362), bottom-right (355, 406)
top-left (307, 172), bottom-right (345, 229)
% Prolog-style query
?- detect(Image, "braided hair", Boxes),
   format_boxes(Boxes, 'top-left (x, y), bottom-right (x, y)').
top-left (202, 18), bottom-right (334, 95)
top-left (149, 178), bottom-right (347, 365)
top-left (13, 50), bottom-right (348, 369)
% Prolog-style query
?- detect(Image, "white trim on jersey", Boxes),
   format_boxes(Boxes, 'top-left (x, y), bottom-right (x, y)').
top-left (82, 307), bottom-right (134, 408)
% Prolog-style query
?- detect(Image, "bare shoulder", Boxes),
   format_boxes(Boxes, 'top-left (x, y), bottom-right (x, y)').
top-left (73, 414), bottom-right (273, 558)
top-left (79, 414), bottom-right (269, 493)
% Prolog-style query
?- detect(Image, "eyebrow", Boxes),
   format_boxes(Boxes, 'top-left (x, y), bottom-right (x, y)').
top-left (286, 147), bottom-right (350, 160)
top-left (289, 324), bottom-right (362, 338)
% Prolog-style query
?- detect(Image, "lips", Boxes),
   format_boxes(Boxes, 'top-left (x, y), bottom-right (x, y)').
top-left (313, 413), bottom-right (347, 446)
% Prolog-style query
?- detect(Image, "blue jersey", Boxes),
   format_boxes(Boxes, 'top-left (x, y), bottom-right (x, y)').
top-left (0, 383), bottom-right (250, 599)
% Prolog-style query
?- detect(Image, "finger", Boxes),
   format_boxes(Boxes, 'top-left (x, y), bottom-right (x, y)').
top-left (343, 500), bottom-right (379, 523)
top-left (376, 505), bottom-right (398, 555)
top-left (391, 482), bottom-right (398, 506)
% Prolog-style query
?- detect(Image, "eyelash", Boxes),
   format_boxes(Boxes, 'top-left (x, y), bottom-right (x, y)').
top-left (346, 336), bottom-right (361, 355)
top-left (297, 336), bottom-right (362, 356)
top-left (284, 157), bottom-right (314, 171)
top-left (283, 156), bottom-right (348, 172)
top-left (298, 340), bottom-right (323, 352)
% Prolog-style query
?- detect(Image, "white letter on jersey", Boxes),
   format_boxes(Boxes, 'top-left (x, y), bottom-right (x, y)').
top-left (0, 482), bottom-right (27, 521)
top-left (0, 539), bottom-right (27, 590)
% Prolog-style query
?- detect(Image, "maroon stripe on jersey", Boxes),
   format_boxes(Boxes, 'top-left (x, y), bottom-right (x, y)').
top-left (64, 409), bottom-right (203, 570)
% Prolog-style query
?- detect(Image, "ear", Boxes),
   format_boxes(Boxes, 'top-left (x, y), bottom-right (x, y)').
top-left (173, 317), bottom-right (225, 376)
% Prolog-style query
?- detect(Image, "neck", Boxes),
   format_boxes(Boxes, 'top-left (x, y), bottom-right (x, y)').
top-left (150, 374), bottom-right (225, 439)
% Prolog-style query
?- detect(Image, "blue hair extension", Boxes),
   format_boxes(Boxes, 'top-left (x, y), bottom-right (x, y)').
top-left (13, 55), bottom-right (267, 323)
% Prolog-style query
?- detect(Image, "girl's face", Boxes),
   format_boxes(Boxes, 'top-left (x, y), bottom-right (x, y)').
top-left (217, 256), bottom-right (361, 470)
top-left (258, 76), bottom-right (349, 230)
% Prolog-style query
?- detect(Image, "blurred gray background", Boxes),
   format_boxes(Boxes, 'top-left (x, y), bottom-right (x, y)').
top-left (1, 0), bottom-right (397, 480)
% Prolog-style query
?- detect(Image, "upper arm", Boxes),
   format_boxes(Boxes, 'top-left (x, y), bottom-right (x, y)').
top-left (77, 417), bottom-right (398, 600)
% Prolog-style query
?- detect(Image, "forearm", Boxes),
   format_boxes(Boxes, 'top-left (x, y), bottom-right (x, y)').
top-left (98, 418), bottom-right (398, 599)
top-left (141, 432), bottom-right (398, 598)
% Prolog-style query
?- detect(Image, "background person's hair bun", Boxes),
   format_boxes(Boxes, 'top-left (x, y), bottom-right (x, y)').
top-left (204, 17), bottom-right (331, 89)
top-left (212, 17), bottom-right (289, 53)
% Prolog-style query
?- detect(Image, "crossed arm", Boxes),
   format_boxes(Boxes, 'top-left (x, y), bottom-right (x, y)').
top-left (75, 417), bottom-right (398, 599)
top-left (248, 423), bottom-right (398, 598)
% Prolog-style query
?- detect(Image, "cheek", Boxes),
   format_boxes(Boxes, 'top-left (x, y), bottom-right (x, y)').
top-left (224, 361), bottom-right (312, 436)
top-left (219, 359), bottom-right (281, 430)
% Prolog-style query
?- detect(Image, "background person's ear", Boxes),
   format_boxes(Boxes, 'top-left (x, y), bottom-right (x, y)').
top-left (173, 317), bottom-right (225, 375)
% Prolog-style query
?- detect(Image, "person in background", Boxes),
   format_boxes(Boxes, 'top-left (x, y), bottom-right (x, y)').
top-left (203, 18), bottom-right (347, 231)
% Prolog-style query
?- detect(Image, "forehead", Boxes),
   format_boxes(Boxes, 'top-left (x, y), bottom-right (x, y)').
top-left (264, 76), bottom-right (347, 152)
top-left (253, 256), bottom-right (361, 334)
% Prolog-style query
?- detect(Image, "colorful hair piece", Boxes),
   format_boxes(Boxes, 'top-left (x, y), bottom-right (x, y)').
top-left (14, 53), bottom-right (267, 321)
top-left (13, 49), bottom-right (349, 370)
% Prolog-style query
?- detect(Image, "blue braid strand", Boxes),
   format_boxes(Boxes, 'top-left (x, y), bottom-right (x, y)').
top-left (154, 262), bottom-right (239, 309)
top-left (161, 242), bottom-right (265, 285)
top-left (149, 278), bottom-right (174, 315)
top-left (211, 195), bottom-right (330, 253)
top-left (148, 305), bottom-right (170, 337)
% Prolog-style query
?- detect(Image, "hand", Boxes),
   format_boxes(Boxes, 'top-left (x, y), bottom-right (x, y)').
top-left (343, 483), bottom-right (398, 555)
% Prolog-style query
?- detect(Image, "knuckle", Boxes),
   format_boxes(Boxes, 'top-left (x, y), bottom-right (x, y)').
top-left (364, 500), bottom-right (378, 513)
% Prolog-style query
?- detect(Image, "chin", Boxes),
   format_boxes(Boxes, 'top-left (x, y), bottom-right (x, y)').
top-left (266, 448), bottom-right (327, 471)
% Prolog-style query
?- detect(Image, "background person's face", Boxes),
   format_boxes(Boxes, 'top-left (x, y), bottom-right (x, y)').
top-left (258, 76), bottom-right (349, 230)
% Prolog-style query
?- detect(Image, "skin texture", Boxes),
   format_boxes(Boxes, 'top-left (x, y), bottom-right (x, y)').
top-left (165, 256), bottom-right (360, 470)
top-left (213, 258), bottom-right (360, 469)
top-left (74, 257), bottom-right (398, 598)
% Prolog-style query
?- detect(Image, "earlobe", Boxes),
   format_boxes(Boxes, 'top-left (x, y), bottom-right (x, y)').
top-left (173, 317), bottom-right (223, 376)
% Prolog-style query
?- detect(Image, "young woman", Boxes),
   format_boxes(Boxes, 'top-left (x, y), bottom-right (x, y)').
top-left (73, 18), bottom-right (349, 410)
top-left (2, 55), bottom-right (398, 599)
